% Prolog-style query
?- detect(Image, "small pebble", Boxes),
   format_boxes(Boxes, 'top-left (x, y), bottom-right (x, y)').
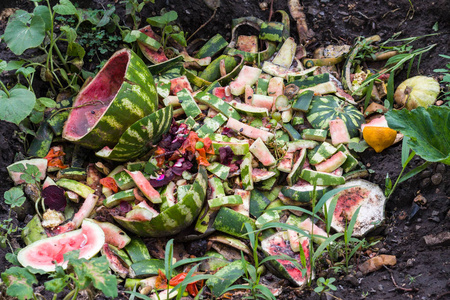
top-left (420, 178), bottom-right (431, 188)
top-left (420, 170), bottom-right (432, 179)
top-left (415, 225), bottom-right (421, 231)
top-left (436, 164), bottom-right (446, 174)
top-left (355, 271), bottom-right (363, 278)
top-left (431, 173), bottom-right (443, 185)
top-left (345, 274), bottom-right (359, 287)
top-left (378, 284), bottom-right (384, 291)
top-left (430, 216), bottom-right (440, 223)
top-left (432, 210), bottom-right (440, 217)
top-left (436, 100), bottom-right (444, 106)
top-left (379, 248), bottom-right (388, 254)
top-left (406, 258), bottom-right (415, 267)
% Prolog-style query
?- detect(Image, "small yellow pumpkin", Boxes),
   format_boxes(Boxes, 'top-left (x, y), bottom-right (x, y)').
top-left (394, 76), bottom-right (440, 110)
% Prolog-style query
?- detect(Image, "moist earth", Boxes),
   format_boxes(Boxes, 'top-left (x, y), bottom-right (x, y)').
top-left (0, 0), bottom-right (449, 299)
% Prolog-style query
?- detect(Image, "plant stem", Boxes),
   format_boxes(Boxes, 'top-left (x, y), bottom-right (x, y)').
top-left (0, 81), bottom-right (11, 97)
top-left (53, 44), bottom-right (71, 74)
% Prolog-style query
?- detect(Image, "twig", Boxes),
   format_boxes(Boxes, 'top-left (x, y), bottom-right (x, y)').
top-left (268, 0), bottom-right (275, 22)
top-left (436, 291), bottom-right (450, 300)
top-left (384, 266), bottom-right (418, 293)
top-left (187, 9), bottom-right (217, 42)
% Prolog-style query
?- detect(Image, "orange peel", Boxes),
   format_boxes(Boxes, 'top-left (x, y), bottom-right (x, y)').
top-left (362, 126), bottom-right (397, 153)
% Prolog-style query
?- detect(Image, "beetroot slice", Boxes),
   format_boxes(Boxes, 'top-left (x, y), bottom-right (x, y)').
top-left (42, 185), bottom-right (66, 212)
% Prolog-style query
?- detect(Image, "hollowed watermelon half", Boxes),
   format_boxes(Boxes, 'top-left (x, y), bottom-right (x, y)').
top-left (17, 219), bottom-right (105, 272)
top-left (325, 179), bottom-right (386, 237)
top-left (306, 95), bottom-right (365, 138)
top-left (261, 231), bottom-right (313, 287)
top-left (62, 48), bottom-right (158, 149)
top-left (114, 166), bottom-right (208, 237)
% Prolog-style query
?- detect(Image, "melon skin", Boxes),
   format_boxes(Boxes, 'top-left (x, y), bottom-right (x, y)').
top-left (62, 48), bottom-right (158, 149)
top-left (17, 219), bottom-right (105, 272)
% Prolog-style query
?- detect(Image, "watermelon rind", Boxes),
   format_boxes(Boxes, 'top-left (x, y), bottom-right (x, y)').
top-left (325, 179), bottom-right (386, 237)
top-left (261, 231), bottom-right (312, 287)
top-left (17, 219), bottom-right (105, 272)
top-left (306, 95), bottom-right (364, 138)
top-left (62, 48), bottom-right (158, 149)
top-left (95, 106), bottom-right (173, 161)
top-left (114, 167), bottom-right (208, 237)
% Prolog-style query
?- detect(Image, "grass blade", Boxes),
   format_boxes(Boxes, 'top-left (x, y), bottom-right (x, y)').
top-left (399, 161), bottom-right (431, 184)
top-left (386, 70), bottom-right (395, 109)
top-left (312, 233), bottom-right (343, 262)
top-left (346, 206), bottom-right (362, 242)
top-left (314, 186), bottom-right (352, 215)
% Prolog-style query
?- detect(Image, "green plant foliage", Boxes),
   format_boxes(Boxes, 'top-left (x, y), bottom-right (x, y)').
top-left (386, 106), bottom-right (450, 165)
top-left (2, 11), bottom-right (46, 55)
top-left (0, 88), bottom-right (36, 125)
top-left (1, 267), bottom-right (37, 300)
top-left (3, 187), bottom-right (27, 208)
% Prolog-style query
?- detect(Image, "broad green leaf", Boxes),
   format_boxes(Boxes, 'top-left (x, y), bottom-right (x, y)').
top-left (0, 61), bottom-right (7, 72)
top-left (60, 25), bottom-right (77, 43)
top-left (3, 15), bottom-right (45, 55)
top-left (37, 97), bottom-right (57, 108)
top-left (5, 252), bottom-right (20, 266)
top-left (170, 32), bottom-right (187, 47)
top-left (146, 11), bottom-right (178, 28)
top-left (6, 61), bottom-right (26, 71)
top-left (9, 10), bottom-right (31, 23)
top-left (83, 256), bottom-right (118, 298)
top-left (97, 6), bottom-right (115, 27)
top-left (347, 140), bottom-right (370, 152)
top-left (53, 0), bottom-right (77, 15)
top-left (44, 277), bottom-right (67, 293)
top-left (67, 42), bottom-right (86, 59)
top-left (0, 88), bottom-right (36, 125)
top-left (386, 106), bottom-right (450, 165)
top-left (4, 187), bottom-right (26, 208)
top-left (1, 267), bottom-right (37, 300)
top-left (16, 66), bottom-right (36, 77)
top-left (33, 5), bottom-right (51, 31)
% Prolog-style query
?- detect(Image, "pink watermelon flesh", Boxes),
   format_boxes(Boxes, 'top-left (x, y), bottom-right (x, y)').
top-left (266, 233), bottom-right (311, 285)
top-left (125, 170), bottom-right (162, 203)
top-left (102, 243), bottom-right (129, 277)
top-left (213, 87), bottom-right (233, 102)
top-left (329, 118), bottom-right (350, 145)
top-left (63, 50), bottom-right (130, 139)
top-left (138, 25), bottom-right (168, 64)
top-left (360, 115), bottom-right (389, 131)
top-left (297, 218), bottom-right (327, 244)
top-left (8, 158), bottom-right (48, 185)
top-left (252, 95), bottom-right (274, 110)
top-left (333, 186), bottom-right (369, 224)
top-left (314, 151), bottom-right (347, 173)
top-left (170, 76), bottom-right (193, 95)
top-left (226, 118), bottom-right (274, 142)
top-left (18, 219), bottom-right (104, 272)
top-left (245, 85), bottom-right (254, 105)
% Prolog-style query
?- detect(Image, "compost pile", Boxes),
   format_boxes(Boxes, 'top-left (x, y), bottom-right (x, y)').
top-left (0, 0), bottom-right (449, 299)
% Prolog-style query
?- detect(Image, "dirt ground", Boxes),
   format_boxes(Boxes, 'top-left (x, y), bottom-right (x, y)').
top-left (0, 0), bottom-right (449, 299)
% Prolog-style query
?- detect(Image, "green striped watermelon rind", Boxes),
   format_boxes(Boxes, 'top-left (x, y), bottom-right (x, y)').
top-left (63, 49), bottom-right (158, 149)
top-left (306, 95), bottom-right (364, 138)
top-left (114, 166), bottom-right (208, 237)
top-left (95, 106), bottom-right (173, 162)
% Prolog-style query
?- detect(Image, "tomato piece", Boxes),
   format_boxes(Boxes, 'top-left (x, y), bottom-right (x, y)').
top-left (99, 177), bottom-right (119, 193)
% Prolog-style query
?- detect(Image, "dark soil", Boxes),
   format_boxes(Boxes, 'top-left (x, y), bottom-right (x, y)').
top-left (0, 0), bottom-right (449, 299)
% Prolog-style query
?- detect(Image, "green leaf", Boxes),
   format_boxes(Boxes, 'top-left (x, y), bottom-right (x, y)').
top-left (398, 161), bottom-right (431, 184)
top-left (146, 11), bottom-right (178, 28)
top-left (170, 32), bottom-right (187, 47)
top-left (432, 22), bottom-right (439, 31)
top-left (0, 61), bottom-right (7, 72)
top-left (37, 97), bottom-right (57, 108)
top-left (1, 267), bottom-right (37, 300)
top-left (67, 42), bottom-right (86, 59)
top-left (33, 5), bottom-right (52, 31)
top-left (4, 187), bottom-right (26, 208)
top-left (60, 25), bottom-right (77, 43)
top-left (385, 106), bottom-right (450, 165)
top-left (3, 14), bottom-right (46, 55)
top-left (97, 6), bottom-right (115, 27)
top-left (5, 60), bottom-right (26, 72)
top-left (53, 0), bottom-right (77, 15)
top-left (401, 137), bottom-right (411, 167)
top-left (83, 256), bottom-right (118, 298)
top-left (5, 252), bottom-right (20, 266)
top-left (16, 66), bottom-right (36, 77)
top-left (347, 140), bottom-right (370, 153)
top-left (44, 277), bottom-right (68, 293)
top-left (0, 88), bottom-right (36, 125)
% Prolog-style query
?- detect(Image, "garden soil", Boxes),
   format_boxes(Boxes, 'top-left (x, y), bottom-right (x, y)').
top-left (0, 0), bottom-right (449, 299)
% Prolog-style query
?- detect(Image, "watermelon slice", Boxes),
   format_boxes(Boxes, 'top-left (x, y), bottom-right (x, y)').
top-left (137, 25), bottom-right (169, 64)
top-left (17, 219), bottom-right (105, 272)
top-left (325, 179), bottom-right (386, 237)
top-left (62, 48), bottom-right (158, 149)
